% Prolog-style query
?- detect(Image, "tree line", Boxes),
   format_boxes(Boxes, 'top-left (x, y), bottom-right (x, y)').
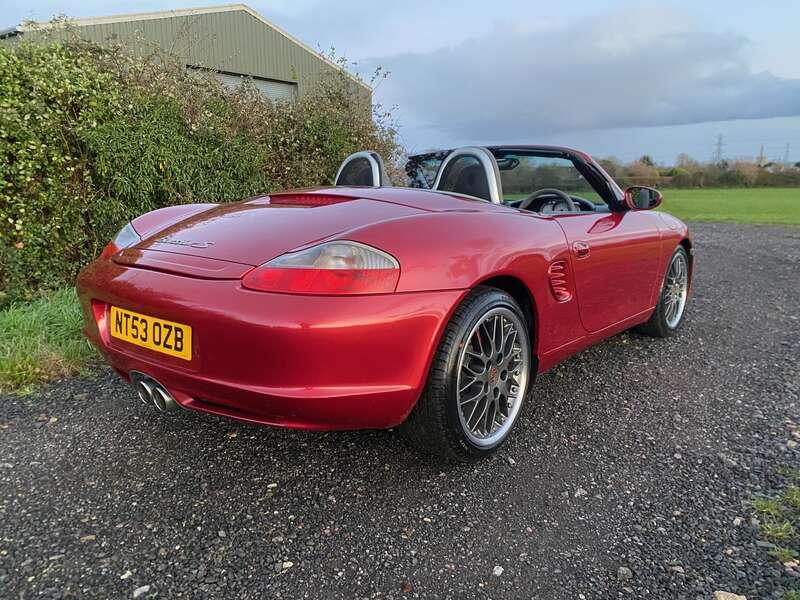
top-left (596, 154), bottom-right (800, 188)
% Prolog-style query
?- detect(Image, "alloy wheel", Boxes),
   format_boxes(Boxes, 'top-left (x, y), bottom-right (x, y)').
top-left (455, 307), bottom-right (530, 447)
top-left (664, 252), bottom-right (689, 328)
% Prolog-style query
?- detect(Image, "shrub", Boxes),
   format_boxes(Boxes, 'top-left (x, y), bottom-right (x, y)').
top-left (0, 39), bottom-right (399, 306)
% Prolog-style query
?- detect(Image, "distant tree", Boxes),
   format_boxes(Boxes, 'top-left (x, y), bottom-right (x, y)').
top-left (657, 166), bottom-right (673, 177)
top-left (597, 157), bottom-right (622, 178)
top-left (719, 169), bottom-right (747, 187)
top-left (591, 153), bottom-right (799, 188)
top-left (625, 160), bottom-right (660, 186)
top-left (669, 168), bottom-right (692, 187)
top-left (730, 161), bottom-right (759, 186)
top-left (676, 153), bottom-right (702, 173)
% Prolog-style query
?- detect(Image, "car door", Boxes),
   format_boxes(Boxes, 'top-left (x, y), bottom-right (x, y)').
top-left (552, 210), bottom-right (663, 333)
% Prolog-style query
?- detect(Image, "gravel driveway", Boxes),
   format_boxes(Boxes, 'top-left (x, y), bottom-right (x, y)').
top-left (1, 222), bottom-right (798, 599)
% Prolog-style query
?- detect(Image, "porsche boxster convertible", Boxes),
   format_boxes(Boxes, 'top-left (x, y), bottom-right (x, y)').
top-left (76, 145), bottom-right (692, 460)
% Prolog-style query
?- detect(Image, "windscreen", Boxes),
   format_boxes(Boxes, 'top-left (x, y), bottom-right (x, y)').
top-left (495, 153), bottom-right (605, 204)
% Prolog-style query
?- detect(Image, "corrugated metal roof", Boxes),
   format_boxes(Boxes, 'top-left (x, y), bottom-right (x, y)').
top-left (11, 4), bottom-right (369, 91)
top-left (0, 27), bottom-right (20, 39)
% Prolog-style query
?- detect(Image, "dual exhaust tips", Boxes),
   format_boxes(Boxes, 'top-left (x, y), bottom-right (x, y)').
top-left (130, 371), bottom-right (180, 413)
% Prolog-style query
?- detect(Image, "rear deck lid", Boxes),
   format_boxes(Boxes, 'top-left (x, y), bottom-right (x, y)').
top-left (131, 193), bottom-right (421, 266)
top-left (113, 249), bottom-right (252, 279)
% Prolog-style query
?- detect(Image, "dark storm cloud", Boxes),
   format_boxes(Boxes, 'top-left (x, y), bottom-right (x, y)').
top-left (370, 9), bottom-right (800, 142)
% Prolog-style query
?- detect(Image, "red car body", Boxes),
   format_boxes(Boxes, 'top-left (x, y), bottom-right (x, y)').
top-left (76, 146), bottom-right (692, 431)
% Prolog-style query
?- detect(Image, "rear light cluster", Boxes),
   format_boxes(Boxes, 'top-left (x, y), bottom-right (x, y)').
top-left (100, 223), bottom-right (141, 259)
top-left (242, 240), bottom-right (400, 295)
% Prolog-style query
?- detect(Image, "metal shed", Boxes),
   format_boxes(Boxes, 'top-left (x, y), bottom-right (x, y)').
top-left (0, 4), bottom-right (370, 101)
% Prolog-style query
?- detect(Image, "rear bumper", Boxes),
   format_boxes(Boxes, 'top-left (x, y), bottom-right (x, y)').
top-left (76, 259), bottom-right (464, 430)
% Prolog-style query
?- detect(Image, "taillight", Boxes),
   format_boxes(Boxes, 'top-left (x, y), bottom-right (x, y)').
top-left (242, 241), bottom-right (400, 295)
top-left (100, 222), bottom-right (141, 259)
top-left (100, 243), bottom-right (120, 260)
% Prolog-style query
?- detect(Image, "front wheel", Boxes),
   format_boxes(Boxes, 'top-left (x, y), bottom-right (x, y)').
top-left (400, 287), bottom-right (532, 461)
top-left (638, 246), bottom-right (690, 337)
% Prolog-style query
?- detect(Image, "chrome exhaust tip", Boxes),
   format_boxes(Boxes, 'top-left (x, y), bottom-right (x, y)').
top-left (135, 379), bottom-right (155, 405)
top-left (151, 386), bottom-right (169, 412)
top-left (151, 382), bottom-right (181, 413)
top-left (130, 372), bottom-right (154, 405)
top-left (129, 371), bottom-right (181, 413)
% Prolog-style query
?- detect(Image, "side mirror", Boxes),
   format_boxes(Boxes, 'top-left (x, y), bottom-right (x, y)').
top-left (624, 186), bottom-right (663, 210)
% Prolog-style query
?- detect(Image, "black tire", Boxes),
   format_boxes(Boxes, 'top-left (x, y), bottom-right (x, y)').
top-left (400, 286), bottom-right (533, 462)
top-left (637, 246), bottom-right (690, 338)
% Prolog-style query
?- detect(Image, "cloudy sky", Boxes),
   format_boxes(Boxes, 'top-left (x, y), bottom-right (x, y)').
top-left (6, 0), bottom-right (800, 163)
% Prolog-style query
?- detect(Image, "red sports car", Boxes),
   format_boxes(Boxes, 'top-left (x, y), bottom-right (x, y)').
top-left (76, 145), bottom-right (692, 460)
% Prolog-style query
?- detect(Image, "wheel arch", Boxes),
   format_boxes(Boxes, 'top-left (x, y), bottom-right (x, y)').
top-left (678, 237), bottom-right (694, 290)
top-left (475, 274), bottom-right (540, 372)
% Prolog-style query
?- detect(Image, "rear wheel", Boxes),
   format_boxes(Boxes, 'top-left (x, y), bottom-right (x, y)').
top-left (638, 246), bottom-right (690, 337)
top-left (400, 287), bottom-right (532, 461)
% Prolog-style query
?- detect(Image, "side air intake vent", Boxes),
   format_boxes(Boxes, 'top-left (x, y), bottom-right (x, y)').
top-left (548, 260), bottom-right (573, 302)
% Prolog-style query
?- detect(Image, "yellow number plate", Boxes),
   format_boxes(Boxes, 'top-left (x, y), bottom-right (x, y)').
top-left (109, 306), bottom-right (192, 361)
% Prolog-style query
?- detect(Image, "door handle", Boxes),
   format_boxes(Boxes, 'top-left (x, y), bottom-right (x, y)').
top-left (573, 241), bottom-right (590, 259)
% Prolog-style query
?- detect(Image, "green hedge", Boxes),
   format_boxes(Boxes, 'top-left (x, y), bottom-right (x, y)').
top-left (0, 40), bottom-right (399, 306)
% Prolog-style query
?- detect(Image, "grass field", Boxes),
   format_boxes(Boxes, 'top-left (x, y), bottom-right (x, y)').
top-left (505, 187), bottom-right (799, 225)
top-left (660, 188), bottom-right (800, 225)
top-left (0, 288), bottom-right (97, 394)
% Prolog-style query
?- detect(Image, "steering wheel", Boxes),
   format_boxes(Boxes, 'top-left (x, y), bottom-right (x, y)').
top-left (518, 188), bottom-right (578, 212)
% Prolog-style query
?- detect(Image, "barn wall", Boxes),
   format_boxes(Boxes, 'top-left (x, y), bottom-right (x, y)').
top-left (7, 8), bottom-right (369, 99)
